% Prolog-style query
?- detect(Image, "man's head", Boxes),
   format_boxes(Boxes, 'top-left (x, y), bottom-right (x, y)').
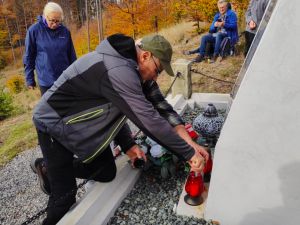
top-left (217, 0), bottom-right (228, 15)
top-left (43, 2), bottom-right (64, 30)
top-left (136, 34), bottom-right (174, 81)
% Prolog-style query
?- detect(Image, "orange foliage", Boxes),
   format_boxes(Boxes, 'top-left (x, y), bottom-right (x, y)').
top-left (1, 0), bottom-right (251, 69)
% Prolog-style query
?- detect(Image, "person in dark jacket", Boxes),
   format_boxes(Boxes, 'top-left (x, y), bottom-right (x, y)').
top-left (23, 2), bottom-right (76, 95)
top-left (183, 0), bottom-right (238, 63)
top-left (30, 33), bottom-right (209, 225)
top-left (244, 0), bottom-right (270, 56)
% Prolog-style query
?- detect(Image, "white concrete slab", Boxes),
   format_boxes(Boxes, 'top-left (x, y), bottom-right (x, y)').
top-left (57, 155), bottom-right (141, 225)
top-left (176, 183), bottom-right (209, 219)
top-left (166, 94), bottom-right (188, 115)
top-left (205, 0), bottom-right (300, 224)
top-left (191, 93), bottom-right (231, 111)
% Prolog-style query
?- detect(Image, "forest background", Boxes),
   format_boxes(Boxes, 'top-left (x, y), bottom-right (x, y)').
top-left (0, 0), bottom-right (250, 167)
top-left (0, 0), bottom-right (249, 67)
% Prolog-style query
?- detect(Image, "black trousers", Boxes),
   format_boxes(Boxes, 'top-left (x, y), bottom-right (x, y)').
top-left (37, 130), bottom-right (116, 225)
top-left (244, 31), bottom-right (256, 57)
top-left (39, 86), bottom-right (51, 96)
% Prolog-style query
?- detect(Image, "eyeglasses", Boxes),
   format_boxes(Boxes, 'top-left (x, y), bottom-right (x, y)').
top-left (151, 55), bottom-right (162, 75)
top-left (47, 16), bottom-right (61, 24)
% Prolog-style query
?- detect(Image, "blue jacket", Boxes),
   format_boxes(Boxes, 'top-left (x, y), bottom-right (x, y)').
top-left (210, 9), bottom-right (239, 46)
top-left (23, 16), bottom-right (76, 87)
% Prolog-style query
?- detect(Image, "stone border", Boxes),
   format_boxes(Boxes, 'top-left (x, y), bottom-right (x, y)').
top-left (57, 156), bottom-right (141, 225)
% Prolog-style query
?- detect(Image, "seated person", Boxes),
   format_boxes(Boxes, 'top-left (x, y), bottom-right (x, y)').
top-left (184, 0), bottom-right (238, 63)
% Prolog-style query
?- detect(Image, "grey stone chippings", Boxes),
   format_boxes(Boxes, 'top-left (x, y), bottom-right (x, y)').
top-left (107, 167), bottom-right (208, 225)
top-left (0, 147), bottom-right (85, 225)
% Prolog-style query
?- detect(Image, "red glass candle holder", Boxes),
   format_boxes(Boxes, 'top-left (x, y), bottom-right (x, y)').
top-left (185, 124), bottom-right (199, 140)
top-left (203, 155), bottom-right (213, 174)
top-left (184, 171), bottom-right (204, 206)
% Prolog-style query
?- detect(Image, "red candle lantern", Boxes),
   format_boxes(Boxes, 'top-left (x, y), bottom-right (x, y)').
top-left (203, 143), bottom-right (213, 182)
top-left (184, 171), bottom-right (204, 206)
top-left (203, 155), bottom-right (213, 174)
top-left (185, 123), bottom-right (199, 140)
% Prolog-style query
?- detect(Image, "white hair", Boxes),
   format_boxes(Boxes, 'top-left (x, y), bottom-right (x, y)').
top-left (43, 2), bottom-right (64, 20)
top-left (218, 0), bottom-right (228, 5)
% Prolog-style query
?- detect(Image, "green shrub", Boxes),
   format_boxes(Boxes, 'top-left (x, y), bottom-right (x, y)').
top-left (6, 74), bottom-right (25, 93)
top-left (0, 89), bottom-right (14, 120)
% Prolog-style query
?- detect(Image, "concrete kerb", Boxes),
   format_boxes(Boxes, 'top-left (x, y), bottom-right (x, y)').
top-left (57, 156), bottom-right (141, 225)
top-left (57, 93), bottom-right (231, 225)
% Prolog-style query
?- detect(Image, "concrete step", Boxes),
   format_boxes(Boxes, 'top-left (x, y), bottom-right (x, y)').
top-left (57, 156), bottom-right (141, 225)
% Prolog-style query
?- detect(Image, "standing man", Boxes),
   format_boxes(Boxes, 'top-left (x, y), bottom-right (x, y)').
top-left (23, 2), bottom-right (76, 95)
top-left (31, 33), bottom-right (208, 225)
top-left (245, 0), bottom-right (270, 56)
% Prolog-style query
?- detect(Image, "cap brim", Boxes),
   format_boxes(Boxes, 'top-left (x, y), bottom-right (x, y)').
top-left (161, 61), bottom-right (174, 76)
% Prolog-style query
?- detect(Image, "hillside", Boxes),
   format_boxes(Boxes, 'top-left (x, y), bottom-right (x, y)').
top-left (0, 21), bottom-right (245, 167)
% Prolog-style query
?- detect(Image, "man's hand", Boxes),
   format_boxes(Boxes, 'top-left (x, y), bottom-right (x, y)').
top-left (188, 150), bottom-right (206, 173)
top-left (214, 21), bottom-right (221, 27)
top-left (214, 21), bottom-right (224, 28)
top-left (174, 124), bottom-right (209, 161)
top-left (126, 144), bottom-right (147, 168)
top-left (249, 20), bottom-right (256, 30)
top-left (28, 86), bottom-right (35, 90)
top-left (190, 142), bottom-right (209, 162)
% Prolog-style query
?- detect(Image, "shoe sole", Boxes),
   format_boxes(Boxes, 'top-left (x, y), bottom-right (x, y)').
top-left (30, 158), bottom-right (38, 174)
top-left (36, 166), bottom-right (51, 195)
top-left (30, 158), bottom-right (51, 195)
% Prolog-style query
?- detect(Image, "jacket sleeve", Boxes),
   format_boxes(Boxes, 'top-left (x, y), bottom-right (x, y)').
top-left (100, 66), bottom-right (195, 161)
top-left (114, 122), bottom-right (136, 153)
top-left (68, 30), bottom-right (77, 64)
top-left (23, 27), bottom-right (37, 87)
top-left (224, 11), bottom-right (238, 31)
top-left (143, 81), bottom-right (184, 127)
top-left (245, 0), bottom-right (253, 24)
top-left (209, 14), bottom-right (219, 33)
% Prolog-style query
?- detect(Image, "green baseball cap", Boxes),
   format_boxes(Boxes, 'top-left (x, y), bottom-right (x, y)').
top-left (140, 34), bottom-right (175, 76)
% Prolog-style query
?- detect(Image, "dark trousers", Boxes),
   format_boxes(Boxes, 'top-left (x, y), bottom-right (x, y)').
top-left (244, 31), bottom-right (256, 57)
top-left (37, 130), bottom-right (116, 225)
top-left (39, 86), bottom-right (51, 96)
top-left (199, 32), bottom-right (227, 57)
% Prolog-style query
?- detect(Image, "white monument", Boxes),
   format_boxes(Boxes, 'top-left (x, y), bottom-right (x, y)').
top-left (205, 0), bottom-right (300, 224)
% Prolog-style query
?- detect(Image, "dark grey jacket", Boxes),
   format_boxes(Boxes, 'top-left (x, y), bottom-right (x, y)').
top-left (33, 38), bottom-right (195, 163)
top-left (245, 0), bottom-right (270, 34)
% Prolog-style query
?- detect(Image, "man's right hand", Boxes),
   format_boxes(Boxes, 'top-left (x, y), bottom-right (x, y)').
top-left (249, 20), bottom-right (257, 30)
top-left (28, 86), bottom-right (35, 90)
top-left (188, 150), bottom-right (206, 173)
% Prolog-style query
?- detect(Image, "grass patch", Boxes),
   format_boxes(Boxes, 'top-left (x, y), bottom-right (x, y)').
top-left (0, 113), bottom-right (37, 167)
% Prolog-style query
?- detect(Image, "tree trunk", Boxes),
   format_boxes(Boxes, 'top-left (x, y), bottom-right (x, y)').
top-left (4, 15), bottom-right (16, 65)
top-left (98, 0), bottom-right (104, 41)
top-left (85, 0), bottom-right (90, 52)
top-left (96, 0), bottom-right (101, 44)
top-left (15, 17), bottom-right (24, 56)
top-left (23, 1), bottom-right (28, 32)
top-left (131, 13), bottom-right (136, 39)
top-left (29, 0), bottom-right (34, 24)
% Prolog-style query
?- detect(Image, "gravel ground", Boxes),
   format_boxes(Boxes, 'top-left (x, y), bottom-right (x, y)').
top-left (0, 147), bottom-right (47, 225)
top-left (108, 166), bottom-right (209, 225)
top-left (0, 147), bottom-right (85, 225)
top-left (0, 107), bottom-right (215, 225)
